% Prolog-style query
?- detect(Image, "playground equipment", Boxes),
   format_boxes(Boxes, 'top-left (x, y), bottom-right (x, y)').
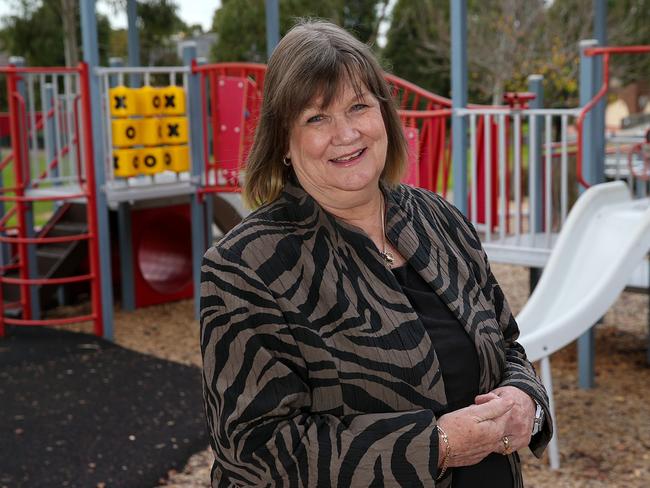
top-left (2, 40), bottom-right (649, 366)
top-left (515, 181), bottom-right (650, 469)
top-left (0, 63), bottom-right (103, 336)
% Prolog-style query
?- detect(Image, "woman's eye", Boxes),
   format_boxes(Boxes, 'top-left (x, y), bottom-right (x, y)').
top-left (307, 114), bottom-right (324, 123)
top-left (351, 103), bottom-right (368, 111)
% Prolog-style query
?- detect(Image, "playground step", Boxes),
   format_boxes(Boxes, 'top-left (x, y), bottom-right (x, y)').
top-left (46, 223), bottom-right (88, 238)
top-left (36, 247), bottom-right (69, 260)
top-left (2, 305), bottom-right (21, 319)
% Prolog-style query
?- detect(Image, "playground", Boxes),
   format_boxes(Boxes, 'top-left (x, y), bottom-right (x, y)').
top-left (1, 0), bottom-right (650, 486)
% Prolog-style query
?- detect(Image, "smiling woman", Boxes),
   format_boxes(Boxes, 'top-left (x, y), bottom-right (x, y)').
top-left (199, 20), bottom-right (552, 488)
top-left (287, 84), bottom-right (388, 214)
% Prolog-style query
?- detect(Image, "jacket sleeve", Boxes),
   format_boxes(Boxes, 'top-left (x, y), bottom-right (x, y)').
top-left (200, 245), bottom-right (443, 487)
top-left (449, 203), bottom-right (554, 457)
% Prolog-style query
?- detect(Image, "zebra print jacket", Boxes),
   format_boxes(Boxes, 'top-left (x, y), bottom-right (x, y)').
top-left (200, 179), bottom-right (552, 487)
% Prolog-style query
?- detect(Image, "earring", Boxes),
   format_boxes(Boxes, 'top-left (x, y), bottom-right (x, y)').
top-left (283, 157), bottom-right (291, 167)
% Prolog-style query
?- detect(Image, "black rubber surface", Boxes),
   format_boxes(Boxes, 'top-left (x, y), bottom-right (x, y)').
top-left (0, 326), bottom-right (208, 488)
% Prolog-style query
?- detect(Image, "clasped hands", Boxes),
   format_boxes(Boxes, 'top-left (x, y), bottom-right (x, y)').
top-left (437, 386), bottom-right (536, 469)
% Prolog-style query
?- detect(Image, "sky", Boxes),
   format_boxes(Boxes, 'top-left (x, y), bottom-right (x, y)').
top-left (0, 1), bottom-right (222, 32)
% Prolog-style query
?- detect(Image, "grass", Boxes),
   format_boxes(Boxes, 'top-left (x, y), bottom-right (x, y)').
top-left (1, 148), bottom-right (56, 229)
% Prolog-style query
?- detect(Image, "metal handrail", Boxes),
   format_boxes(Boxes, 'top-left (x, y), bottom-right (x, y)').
top-left (576, 45), bottom-right (650, 188)
top-left (0, 62), bottom-right (104, 337)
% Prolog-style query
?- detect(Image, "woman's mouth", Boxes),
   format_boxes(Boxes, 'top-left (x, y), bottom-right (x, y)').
top-left (329, 148), bottom-right (366, 165)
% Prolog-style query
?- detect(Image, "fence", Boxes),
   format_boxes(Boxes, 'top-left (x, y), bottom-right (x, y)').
top-left (456, 107), bottom-right (581, 267)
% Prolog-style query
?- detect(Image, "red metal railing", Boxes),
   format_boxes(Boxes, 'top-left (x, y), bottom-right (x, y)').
top-left (192, 62), bottom-right (266, 193)
top-left (0, 63), bottom-right (103, 337)
top-left (576, 45), bottom-right (650, 188)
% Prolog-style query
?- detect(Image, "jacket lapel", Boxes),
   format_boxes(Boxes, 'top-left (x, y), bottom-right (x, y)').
top-left (383, 186), bottom-right (506, 393)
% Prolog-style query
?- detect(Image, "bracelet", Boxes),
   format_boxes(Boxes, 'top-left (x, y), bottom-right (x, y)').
top-left (436, 425), bottom-right (451, 481)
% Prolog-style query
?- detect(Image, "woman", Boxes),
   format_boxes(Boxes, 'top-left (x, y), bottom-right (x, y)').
top-left (200, 20), bottom-right (552, 487)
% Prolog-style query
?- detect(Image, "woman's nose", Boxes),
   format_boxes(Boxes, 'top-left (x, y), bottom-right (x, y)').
top-left (331, 116), bottom-right (360, 145)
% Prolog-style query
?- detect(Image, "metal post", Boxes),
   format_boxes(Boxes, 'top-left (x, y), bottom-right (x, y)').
top-left (44, 85), bottom-right (59, 184)
top-left (80, 0), bottom-right (114, 339)
top-left (265, 0), bottom-right (280, 60)
top-left (195, 57), bottom-right (214, 247)
top-left (451, 0), bottom-right (468, 215)
top-left (577, 38), bottom-right (599, 388)
top-left (43, 84), bottom-right (67, 307)
top-left (183, 43), bottom-right (206, 320)
top-left (593, 0), bottom-right (607, 181)
top-left (0, 152), bottom-right (6, 266)
top-left (11, 56), bottom-right (41, 320)
top-left (109, 57), bottom-right (136, 312)
top-left (126, 0), bottom-right (141, 87)
top-left (528, 74), bottom-right (544, 292)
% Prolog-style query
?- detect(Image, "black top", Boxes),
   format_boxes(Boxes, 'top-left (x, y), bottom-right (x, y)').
top-left (392, 263), bottom-right (513, 488)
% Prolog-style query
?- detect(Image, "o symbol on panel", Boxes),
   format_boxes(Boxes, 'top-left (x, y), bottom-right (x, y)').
top-left (126, 126), bottom-right (136, 139)
top-left (144, 155), bottom-right (156, 168)
top-left (153, 95), bottom-right (161, 108)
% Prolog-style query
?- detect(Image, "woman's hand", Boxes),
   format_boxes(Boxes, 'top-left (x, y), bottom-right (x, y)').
top-left (436, 394), bottom-right (514, 468)
top-left (475, 386), bottom-right (536, 454)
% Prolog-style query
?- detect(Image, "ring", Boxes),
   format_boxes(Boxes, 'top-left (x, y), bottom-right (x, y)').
top-left (502, 435), bottom-right (511, 455)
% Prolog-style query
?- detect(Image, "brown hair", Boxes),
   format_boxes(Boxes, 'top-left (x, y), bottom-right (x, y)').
top-left (242, 19), bottom-right (408, 208)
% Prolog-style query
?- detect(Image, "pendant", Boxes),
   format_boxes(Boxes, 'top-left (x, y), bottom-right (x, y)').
top-left (380, 250), bottom-right (395, 266)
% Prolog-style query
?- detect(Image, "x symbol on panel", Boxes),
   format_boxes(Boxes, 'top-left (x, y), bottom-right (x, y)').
top-left (114, 96), bottom-right (126, 109)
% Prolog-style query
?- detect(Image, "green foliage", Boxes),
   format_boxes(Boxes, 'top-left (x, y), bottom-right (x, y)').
top-left (136, 0), bottom-right (185, 65)
top-left (210, 0), bottom-right (385, 62)
top-left (382, 0), bottom-right (450, 97)
top-left (383, 0), bottom-right (650, 106)
top-left (608, 0), bottom-right (650, 86)
top-left (0, 0), bottom-right (111, 66)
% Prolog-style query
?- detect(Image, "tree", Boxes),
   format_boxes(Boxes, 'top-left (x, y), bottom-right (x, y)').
top-left (383, 0), bottom-right (650, 107)
top-left (210, 0), bottom-right (388, 62)
top-left (0, 0), bottom-right (111, 67)
top-left (61, 0), bottom-right (79, 66)
top-left (136, 0), bottom-right (185, 65)
top-left (101, 0), bottom-right (186, 65)
top-left (607, 0), bottom-right (650, 88)
top-left (382, 0), bottom-right (451, 97)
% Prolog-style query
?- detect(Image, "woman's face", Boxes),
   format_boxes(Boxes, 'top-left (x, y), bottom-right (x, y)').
top-left (287, 80), bottom-right (388, 210)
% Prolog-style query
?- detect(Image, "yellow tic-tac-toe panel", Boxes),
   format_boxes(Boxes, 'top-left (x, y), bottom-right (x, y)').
top-left (160, 116), bottom-right (188, 145)
top-left (162, 144), bottom-right (190, 173)
top-left (139, 117), bottom-right (162, 146)
top-left (161, 85), bottom-right (186, 116)
top-left (137, 147), bottom-right (165, 175)
top-left (112, 118), bottom-right (142, 147)
top-left (109, 86), bottom-right (137, 118)
top-left (136, 85), bottom-right (163, 116)
top-left (113, 148), bottom-right (140, 177)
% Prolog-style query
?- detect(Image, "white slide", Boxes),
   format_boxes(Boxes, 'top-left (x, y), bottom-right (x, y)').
top-left (515, 181), bottom-right (650, 469)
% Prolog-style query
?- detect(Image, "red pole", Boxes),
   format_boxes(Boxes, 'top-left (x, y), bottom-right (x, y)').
top-left (78, 62), bottom-right (103, 337)
top-left (7, 69), bottom-right (31, 320)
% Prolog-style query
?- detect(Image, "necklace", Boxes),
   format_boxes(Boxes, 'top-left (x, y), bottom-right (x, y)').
top-left (379, 195), bottom-right (395, 267)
